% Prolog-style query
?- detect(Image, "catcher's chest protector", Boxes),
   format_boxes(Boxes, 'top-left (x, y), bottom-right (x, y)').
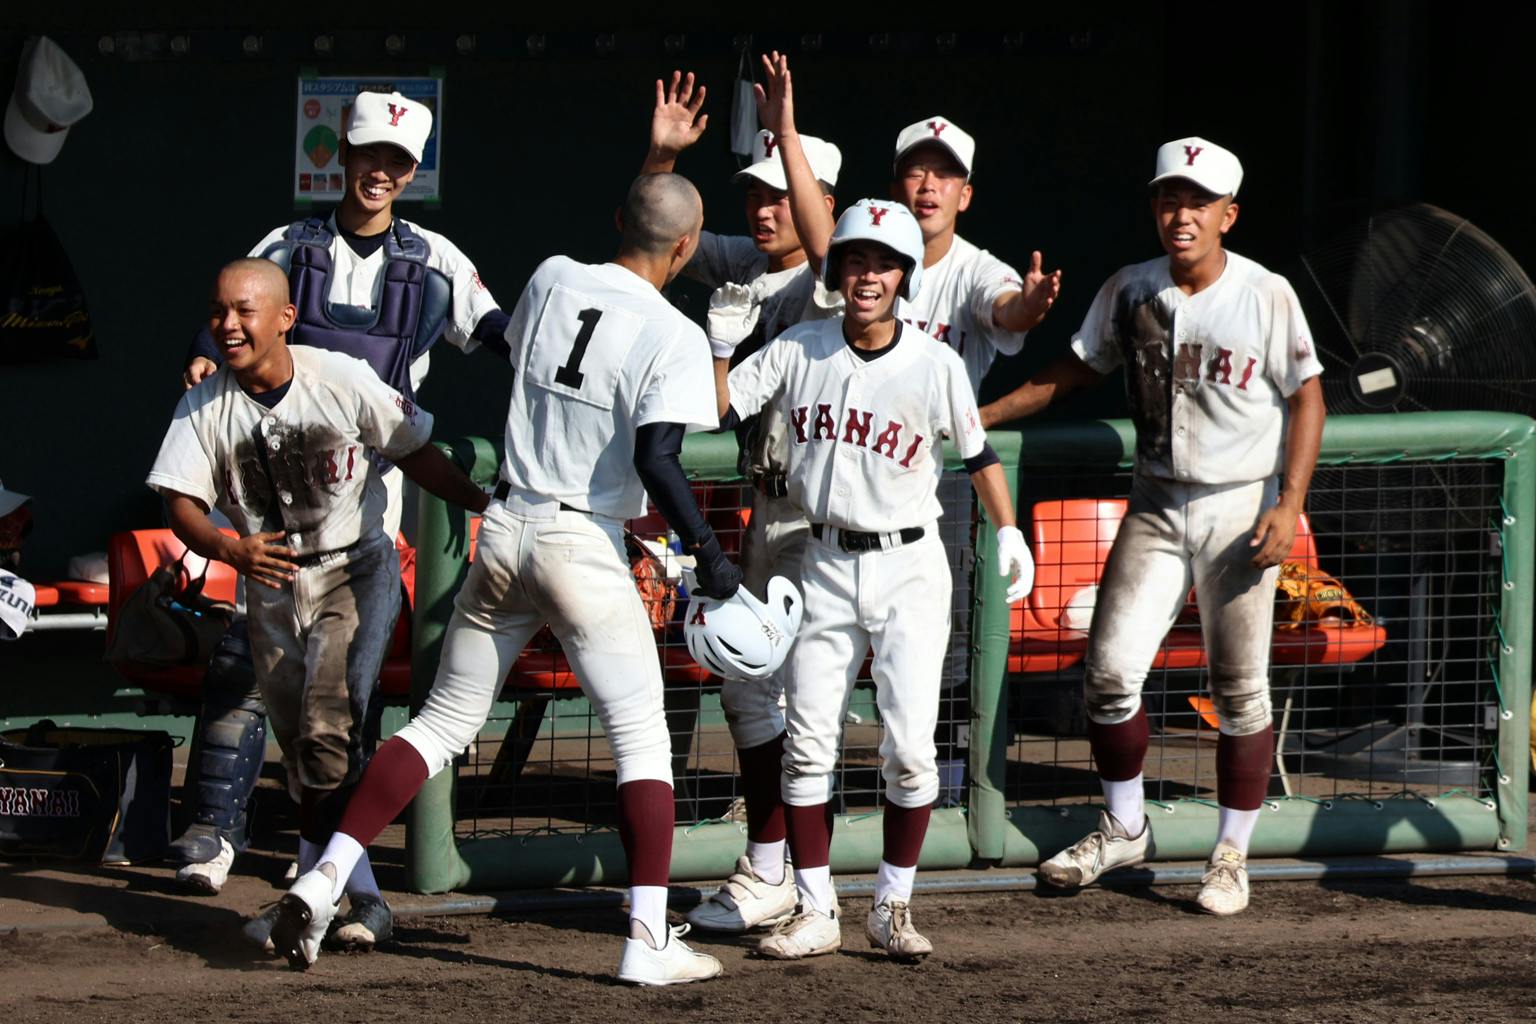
top-left (280, 217), bottom-right (451, 403)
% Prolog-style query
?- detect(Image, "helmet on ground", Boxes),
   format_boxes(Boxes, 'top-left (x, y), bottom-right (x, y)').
top-left (684, 575), bottom-right (804, 682)
top-left (821, 198), bottom-right (925, 300)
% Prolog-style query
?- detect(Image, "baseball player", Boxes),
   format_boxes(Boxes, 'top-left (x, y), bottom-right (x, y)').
top-left (269, 173), bottom-right (741, 984)
top-left (752, 52), bottom-right (1060, 799)
top-left (640, 70), bottom-right (843, 933)
top-left (984, 137), bottom-right (1325, 915)
top-left (171, 89), bottom-right (508, 952)
top-left (715, 198), bottom-right (1032, 961)
top-left (146, 258), bottom-right (490, 950)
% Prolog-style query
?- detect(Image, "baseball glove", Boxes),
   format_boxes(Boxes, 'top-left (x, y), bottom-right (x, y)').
top-left (1274, 561), bottom-right (1374, 628)
top-left (626, 530), bottom-right (678, 632)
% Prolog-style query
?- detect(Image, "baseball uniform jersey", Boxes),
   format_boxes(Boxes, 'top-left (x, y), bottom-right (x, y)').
top-left (147, 346), bottom-right (434, 556)
top-left (1069, 249), bottom-right (1323, 484)
top-left (497, 256), bottom-right (718, 519)
top-left (896, 234), bottom-right (1027, 394)
top-left (727, 319), bottom-right (987, 534)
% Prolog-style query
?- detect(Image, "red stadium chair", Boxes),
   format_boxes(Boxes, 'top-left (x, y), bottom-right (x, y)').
top-left (1009, 502), bottom-right (1387, 676)
top-left (105, 528), bottom-right (240, 701)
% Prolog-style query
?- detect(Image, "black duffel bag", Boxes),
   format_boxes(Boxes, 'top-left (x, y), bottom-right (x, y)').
top-left (0, 721), bottom-right (173, 863)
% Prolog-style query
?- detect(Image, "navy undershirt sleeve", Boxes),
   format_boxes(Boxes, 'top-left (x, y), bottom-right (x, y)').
top-left (633, 422), bottom-right (710, 549)
top-left (963, 442), bottom-right (1000, 475)
top-left (187, 326), bottom-right (222, 368)
top-left (471, 309), bottom-right (512, 360)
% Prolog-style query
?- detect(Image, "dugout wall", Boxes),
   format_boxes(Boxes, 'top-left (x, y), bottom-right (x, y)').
top-left (403, 412), bottom-right (1533, 892)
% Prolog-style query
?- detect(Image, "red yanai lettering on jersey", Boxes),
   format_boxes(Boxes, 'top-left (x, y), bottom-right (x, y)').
top-left (791, 404), bottom-right (925, 467)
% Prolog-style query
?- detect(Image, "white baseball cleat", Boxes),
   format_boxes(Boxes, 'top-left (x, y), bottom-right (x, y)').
top-left (269, 868), bottom-right (340, 971)
top-left (1038, 810), bottom-right (1153, 889)
top-left (686, 856), bottom-right (797, 933)
top-left (616, 923), bottom-right (722, 986)
top-left (1196, 842), bottom-right (1250, 916)
top-left (865, 898), bottom-right (933, 961)
top-left (174, 836), bottom-right (234, 895)
top-left (756, 907), bottom-right (841, 960)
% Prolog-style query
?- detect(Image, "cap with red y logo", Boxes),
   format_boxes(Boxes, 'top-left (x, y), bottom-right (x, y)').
top-left (733, 129), bottom-right (842, 191)
top-left (822, 198), bottom-right (926, 300)
top-left (346, 90), bottom-right (432, 163)
top-left (1149, 136), bottom-right (1243, 198)
top-left (893, 115), bottom-right (976, 177)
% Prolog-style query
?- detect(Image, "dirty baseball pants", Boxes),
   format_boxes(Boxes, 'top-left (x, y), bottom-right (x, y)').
top-left (245, 535), bottom-right (401, 811)
top-left (1084, 473), bottom-right (1281, 738)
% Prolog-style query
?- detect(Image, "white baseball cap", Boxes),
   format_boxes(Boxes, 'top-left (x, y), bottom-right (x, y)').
top-left (822, 199), bottom-right (927, 300)
top-left (893, 115), bottom-right (976, 177)
top-left (4, 36), bottom-right (93, 165)
top-left (733, 130), bottom-right (841, 191)
top-left (346, 90), bottom-right (432, 163)
top-left (0, 479), bottom-right (29, 519)
top-left (1149, 136), bottom-right (1243, 197)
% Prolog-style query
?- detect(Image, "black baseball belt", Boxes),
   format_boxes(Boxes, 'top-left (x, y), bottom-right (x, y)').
top-left (493, 479), bottom-right (587, 514)
top-left (810, 522), bottom-right (925, 553)
top-left (291, 539), bottom-right (363, 569)
top-left (753, 472), bottom-right (789, 499)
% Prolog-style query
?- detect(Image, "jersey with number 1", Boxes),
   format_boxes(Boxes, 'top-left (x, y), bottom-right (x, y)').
top-left (498, 257), bottom-right (718, 519)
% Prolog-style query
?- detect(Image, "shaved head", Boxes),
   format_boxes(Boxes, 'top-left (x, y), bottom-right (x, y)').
top-left (619, 173), bottom-right (703, 258)
top-left (218, 257), bottom-right (290, 303)
top-left (209, 257), bottom-right (296, 383)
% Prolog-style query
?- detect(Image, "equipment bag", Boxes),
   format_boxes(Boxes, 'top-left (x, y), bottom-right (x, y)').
top-left (0, 207), bottom-right (96, 364)
top-left (0, 721), bottom-right (173, 863)
top-left (105, 554), bottom-right (234, 668)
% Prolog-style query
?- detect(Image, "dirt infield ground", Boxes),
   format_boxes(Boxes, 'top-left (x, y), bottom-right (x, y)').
top-left (3, 864), bottom-right (1536, 1024)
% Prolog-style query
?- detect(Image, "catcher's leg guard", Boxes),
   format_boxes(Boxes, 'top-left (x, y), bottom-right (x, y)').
top-left (171, 624), bottom-right (267, 863)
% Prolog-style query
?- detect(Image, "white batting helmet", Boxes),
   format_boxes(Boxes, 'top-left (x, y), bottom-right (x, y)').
top-left (684, 576), bottom-right (804, 682)
top-left (821, 198), bottom-right (925, 300)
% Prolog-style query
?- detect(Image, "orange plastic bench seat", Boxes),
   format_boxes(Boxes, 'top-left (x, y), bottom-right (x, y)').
top-left (1010, 499), bottom-right (1387, 674)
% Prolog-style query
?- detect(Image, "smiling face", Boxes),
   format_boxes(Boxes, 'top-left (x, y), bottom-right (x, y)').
top-left (208, 265), bottom-right (296, 380)
top-left (836, 240), bottom-right (909, 328)
top-left (893, 142), bottom-right (972, 243)
top-left (1153, 181), bottom-right (1238, 280)
top-left (339, 140), bottom-right (418, 222)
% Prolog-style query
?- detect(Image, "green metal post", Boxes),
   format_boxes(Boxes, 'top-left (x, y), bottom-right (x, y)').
top-left (969, 431), bottom-right (1021, 862)
top-left (1497, 419), bottom-right (1535, 849)
top-left (406, 437), bottom-right (498, 893)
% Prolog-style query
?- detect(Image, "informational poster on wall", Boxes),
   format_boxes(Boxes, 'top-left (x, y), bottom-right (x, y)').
top-left (294, 76), bottom-right (442, 203)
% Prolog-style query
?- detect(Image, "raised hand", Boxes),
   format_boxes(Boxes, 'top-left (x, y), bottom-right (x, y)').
top-left (1019, 251), bottom-right (1063, 328)
top-left (651, 69), bottom-right (708, 160)
top-left (752, 51), bottom-right (796, 139)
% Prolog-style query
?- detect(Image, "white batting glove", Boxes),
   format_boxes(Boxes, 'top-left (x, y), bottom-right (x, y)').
top-left (996, 525), bottom-right (1034, 604)
top-left (706, 281), bottom-right (761, 359)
